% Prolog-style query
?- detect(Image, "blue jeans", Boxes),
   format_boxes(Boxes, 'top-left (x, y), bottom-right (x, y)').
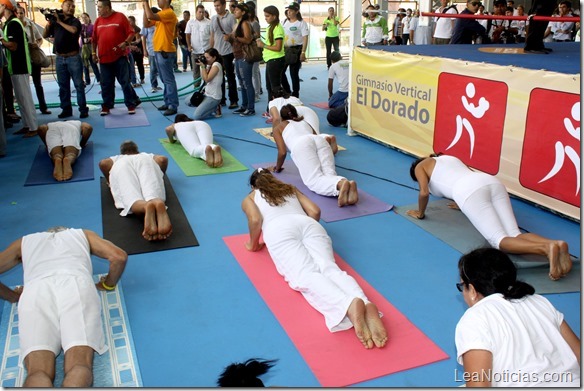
top-left (149, 55), bottom-right (159, 88)
top-left (235, 58), bottom-right (255, 112)
top-left (99, 56), bottom-right (140, 109)
top-left (328, 91), bottom-right (348, 109)
top-left (155, 51), bottom-right (179, 110)
top-left (180, 45), bottom-right (191, 71)
top-left (56, 54), bottom-right (87, 114)
top-left (193, 96), bottom-right (220, 120)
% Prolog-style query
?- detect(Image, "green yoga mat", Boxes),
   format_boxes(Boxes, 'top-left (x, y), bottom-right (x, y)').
top-left (159, 139), bottom-right (248, 176)
top-left (396, 199), bottom-right (580, 294)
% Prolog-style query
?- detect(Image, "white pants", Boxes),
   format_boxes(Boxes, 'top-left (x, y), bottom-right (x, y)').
top-left (11, 74), bottom-right (37, 130)
top-left (174, 121), bottom-right (216, 159)
top-left (264, 215), bottom-right (368, 332)
top-left (109, 155), bottom-right (165, 216)
top-left (291, 135), bottom-right (344, 196)
top-left (18, 274), bottom-right (107, 363)
top-left (460, 183), bottom-right (522, 248)
top-left (46, 121), bottom-right (82, 155)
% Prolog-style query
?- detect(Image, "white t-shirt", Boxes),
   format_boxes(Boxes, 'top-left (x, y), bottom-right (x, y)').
top-left (205, 62), bottom-right (223, 101)
top-left (282, 19), bottom-right (309, 47)
top-left (185, 18), bottom-right (211, 54)
top-left (455, 293), bottom-right (580, 387)
top-left (433, 6), bottom-right (457, 39)
top-left (328, 60), bottom-right (349, 93)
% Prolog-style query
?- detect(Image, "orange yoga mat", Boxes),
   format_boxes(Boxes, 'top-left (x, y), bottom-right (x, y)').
top-left (224, 234), bottom-right (449, 387)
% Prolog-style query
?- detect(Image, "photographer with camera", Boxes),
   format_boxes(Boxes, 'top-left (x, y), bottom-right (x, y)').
top-left (92, 0), bottom-right (141, 116)
top-left (0, 0), bottom-right (38, 138)
top-left (191, 48), bottom-right (223, 120)
top-left (43, 0), bottom-right (88, 119)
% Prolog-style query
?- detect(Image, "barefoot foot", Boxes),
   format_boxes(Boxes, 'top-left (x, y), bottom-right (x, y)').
top-left (547, 242), bottom-right (562, 280)
top-left (204, 145), bottom-right (214, 167)
top-left (347, 298), bottom-right (373, 349)
top-left (348, 180), bottom-right (359, 205)
top-left (213, 145), bottom-right (223, 168)
top-left (142, 201), bottom-right (158, 241)
top-left (557, 240), bottom-right (572, 277)
top-left (53, 158), bottom-right (64, 181)
top-left (365, 302), bottom-right (388, 348)
top-left (338, 179), bottom-right (350, 207)
top-left (154, 199), bottom-right (172, 240)
top-left (62, 156), bottom-right (73, 181)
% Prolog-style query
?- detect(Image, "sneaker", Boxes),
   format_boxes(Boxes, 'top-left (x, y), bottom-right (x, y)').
top-left (155, 86), bottom-right (163, 91)
top-left (151, 88), bottom-right (158, 93)
top-left (128, 106), bottom-right (136, 115)
top-left (163, 108), bottom-right (177, 116)
top-left (140, 79), bottom-right (145, 84)
top-left (214, 111), bottom-right (222, 118)
top-left (261, 112), bottom-right (271, 119)
top-left (80, 112), bottom-right (89, 119)
top-left (228, 103), bottom-right (239, 109)
top-left (240, 110), bottom-right (255, 117)
top-left (100, 106), bottom-right (110, 116)
top-left (232, 107), bottom-right (246, 114)
top-left (158, 105), bottom-right (168, 111)
top-left (41, 109), bottom-right (52, 115)
top-left (58, 111), bottom-right (72, 119)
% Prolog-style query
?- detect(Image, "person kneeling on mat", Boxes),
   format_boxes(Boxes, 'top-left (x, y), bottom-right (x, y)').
top-left (37, 121), bottom-right (93, 182)
top-left (242, 169), bottom-right (387, 348)
top-left (165, 114), bottom-right (223, 168)
top-left (99, 140), bottom-right (172, 241)
top-left (0, 226), bottom-right (127, 387)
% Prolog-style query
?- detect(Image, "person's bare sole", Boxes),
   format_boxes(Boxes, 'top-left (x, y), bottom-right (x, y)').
top-left (155, 200), bottom-right (172, 240)
top-left (338, 179), bottom-right (350, 207)
top-left (557, 240), bottom-right (572, 277)
top-left (143, 201), bottom-right (158, 241)
top-left (53, 158), bottom-right (64, 181)
top-left (365, 302), bottom-right (388, 348)
top-left (204, 145), bottom-right (214, 167)
top-left (347, 298), bottom-right (373, 349)
top-left (327, 135), bottom-right (338, 155)
top-left (62, 156), bottom-right (73, 181)
top-left (213, 145), bottom-right (223, 168)
top-left (547, 242), bottom-right (562, 280)
top-left (348, 180), bottom-right (359, 205)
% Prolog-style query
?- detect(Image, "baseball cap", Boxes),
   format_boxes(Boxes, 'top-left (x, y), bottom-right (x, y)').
top-left (286, 2), bottom-right (300, 11)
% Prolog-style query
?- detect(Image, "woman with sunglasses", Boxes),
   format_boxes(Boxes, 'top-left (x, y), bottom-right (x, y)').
top-left (242, 168), bottom-right (387, 349)
top-left (450, 0), bottom-right (488, 44)
top-left (408, 154), bottom-right (572, 281)
top-left (455, 248), bottom-right (580, 387)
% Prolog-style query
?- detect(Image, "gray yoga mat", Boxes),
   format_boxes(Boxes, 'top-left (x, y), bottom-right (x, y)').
top-left (395, 199), bottom-right (580, 294)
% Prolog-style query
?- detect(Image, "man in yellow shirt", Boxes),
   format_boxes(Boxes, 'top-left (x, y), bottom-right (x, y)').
top-left (143, 0), bottom-right (179, 116)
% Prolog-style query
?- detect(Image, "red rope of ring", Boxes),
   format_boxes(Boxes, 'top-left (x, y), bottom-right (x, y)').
top-left (421, 12), bottom-right (580, 22)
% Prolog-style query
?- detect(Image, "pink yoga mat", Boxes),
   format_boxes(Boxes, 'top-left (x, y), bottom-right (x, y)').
top-left (310, 102), bottom-right (330, 110)
top-left (224, 234), bottom-right (449, 387)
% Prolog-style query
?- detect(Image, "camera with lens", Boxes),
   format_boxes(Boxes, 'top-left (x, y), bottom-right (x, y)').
top-left (38, 7), bottom-right (63, 23)
top-left (195, 55), bottom-right (207, 65)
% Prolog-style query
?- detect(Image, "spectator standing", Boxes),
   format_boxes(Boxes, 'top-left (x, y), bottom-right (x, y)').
top-left (209, 0), bottom-right (239, 109)
top-left (433, 0), bottom-right (457, 44)
top-left (450, 0), bottom-right (487, 44)
top-left (79, 13), bottom-right (101, 87)
top-left (392, 9), bottom-right (406, 44)
top-left (92, 0), bottom-right (141, 116)
top-left (143, 0), bottom-right (180, 116)
top-left (229, 3), bottom-right (255, 116)
top-left (256, 5), bottom-right (285, 105)
top-left (43, 0), bottom-right (88, 119)
top-left (141, 7), bottom-right (163, 93)
top-left (0, 0), bottom-right (38, 137)
top-left (17, 6), bottom-right (50, 115)
top-left (361, 5), bottom-right (388, 46)
top-left (128, 16), bottom-right (145, 87)
top-left (402, 9), bottom-right (412, 44)
top-left (281, 2), bottom-right (308, 99)
top-left (186, 4), bottom-right (211, 88)
top-left (246, 1), bottom-right (262, 101)
top-left (177, 10), bottom-right (192, 72)
top-left (323, 7), bottom-right (340, 69)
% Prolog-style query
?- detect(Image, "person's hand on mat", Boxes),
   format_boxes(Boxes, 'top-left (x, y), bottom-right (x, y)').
top-left (245, 241), bottom-right (264, 252)
top-left (268, 166), bottom-right (283, 173)
top-left (96, 276), bottom-right (116, 291)
top-left (0, 284), bottom-right (22, 303)
top-left (406, 209), bottom-right (425, 219)
top-left (447, 202), bottom-right (460, 210)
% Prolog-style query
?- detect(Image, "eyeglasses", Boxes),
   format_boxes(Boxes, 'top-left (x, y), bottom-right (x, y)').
top-left (456, 282), bottom-right (465, 292)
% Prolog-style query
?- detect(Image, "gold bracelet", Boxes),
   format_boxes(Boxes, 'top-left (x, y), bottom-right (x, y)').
top-left (101, 279), bottom-right (116, 291)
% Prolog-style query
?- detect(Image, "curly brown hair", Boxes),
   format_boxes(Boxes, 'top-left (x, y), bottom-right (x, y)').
top-left (249, 169), bottom-right (296, 206)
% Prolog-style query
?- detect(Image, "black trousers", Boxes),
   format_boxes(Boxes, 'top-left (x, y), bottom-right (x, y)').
top-left (220, 53), bottom-right (238, 105)
top-left (325, 36), bottom-right (339, 68)
top-left (524, 0), bottom-right (556, 50)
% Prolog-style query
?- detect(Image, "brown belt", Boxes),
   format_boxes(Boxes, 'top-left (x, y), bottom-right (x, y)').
top-left (57, 50), bottom-right (79, 58)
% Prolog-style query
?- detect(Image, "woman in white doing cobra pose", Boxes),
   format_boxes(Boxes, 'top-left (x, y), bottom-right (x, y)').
top-left (165, 114), bottom-right (223, 168)
top-left (271, 104), bottom-right (356, 207)
top-left (242, 168), bottom-right (387, 349)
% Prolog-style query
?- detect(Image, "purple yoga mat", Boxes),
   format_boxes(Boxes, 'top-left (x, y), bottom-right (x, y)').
top-left (253, 161), bottom-right (393, 222)
top-left (104, 107), bottom-right (150, 128)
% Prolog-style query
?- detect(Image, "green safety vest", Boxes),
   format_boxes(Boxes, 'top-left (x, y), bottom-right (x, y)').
top-left (4, 17), bottom-right (31, 75)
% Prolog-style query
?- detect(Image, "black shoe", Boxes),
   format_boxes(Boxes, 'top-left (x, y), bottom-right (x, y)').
top-left (524, 48), bottom-right (549, 54)
top-left (220, 102), bottom-right (227, 107)
top-left (163, 108), bottom-right (177, 116)
top-left (135, 98), bottom-right (142, 108)
top-left (232, 107), bottom-right (246, 114)
top-left (158, 105), bottom-right (169, 111)
top-left (240, 109), bottom-right (255, 117)
top-left (14, 127), bottom-right (29, 135)
top-left (41, 109), bottom-right (52, 115)
top-left (80, 112), bottom-right (89, 119)
top-left (58, 111), bottom-right (73, 119)
top-left (228, 103), bottom-right (239, 109)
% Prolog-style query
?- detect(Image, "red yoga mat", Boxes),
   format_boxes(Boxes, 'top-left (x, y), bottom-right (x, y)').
top-left (310, 102), bottom-right (330, 110)
top-left (224, 234), bottom-right (449, 387)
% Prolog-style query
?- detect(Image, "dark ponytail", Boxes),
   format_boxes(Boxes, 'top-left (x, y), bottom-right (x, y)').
top-left (217, 358), bottom-right (277, 387)
top-left (458, 248), bottom-right (535, 300)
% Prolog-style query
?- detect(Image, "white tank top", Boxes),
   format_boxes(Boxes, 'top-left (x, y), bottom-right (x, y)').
top-left (282, 120), bottom-right (314, 151)
top-left (21, 229), bottom-right (92, 283)
top-left (253, 190), bottom-right (306, 226)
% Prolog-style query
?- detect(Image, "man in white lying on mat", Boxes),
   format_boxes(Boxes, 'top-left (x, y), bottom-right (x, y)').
top-left (0, 226), bottom-right (127, 387)
top-left (37, 121), bottom-right (93, 182)
top-left (99, 140), bottom-right (172, 241)
top-left (165, 113), bottom-right (223, 167)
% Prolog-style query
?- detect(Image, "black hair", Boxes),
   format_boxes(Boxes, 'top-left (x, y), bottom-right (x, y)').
top-left (120, 140), bottom-right (139, 154)
top-left (272, 87), bottom-right (290, 99)
top-left (280, 104), bottom-right (304, 122)
top-left (559, 0), bottom-right (571, 8)
top-left (409, 152), bottom-right (442, 182)
top-left (458, 248), bottom-right (535, 300)
top-left (174, 113), bottom-right (193, 123)
top-left (205, 47), bottom-right (224, 67)
top-left (98, 0), bottom-right (112, 8)
top-left (217, 358), bottom-right (277, 387)
top-left (234, 3), bottom-right (251, 37)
